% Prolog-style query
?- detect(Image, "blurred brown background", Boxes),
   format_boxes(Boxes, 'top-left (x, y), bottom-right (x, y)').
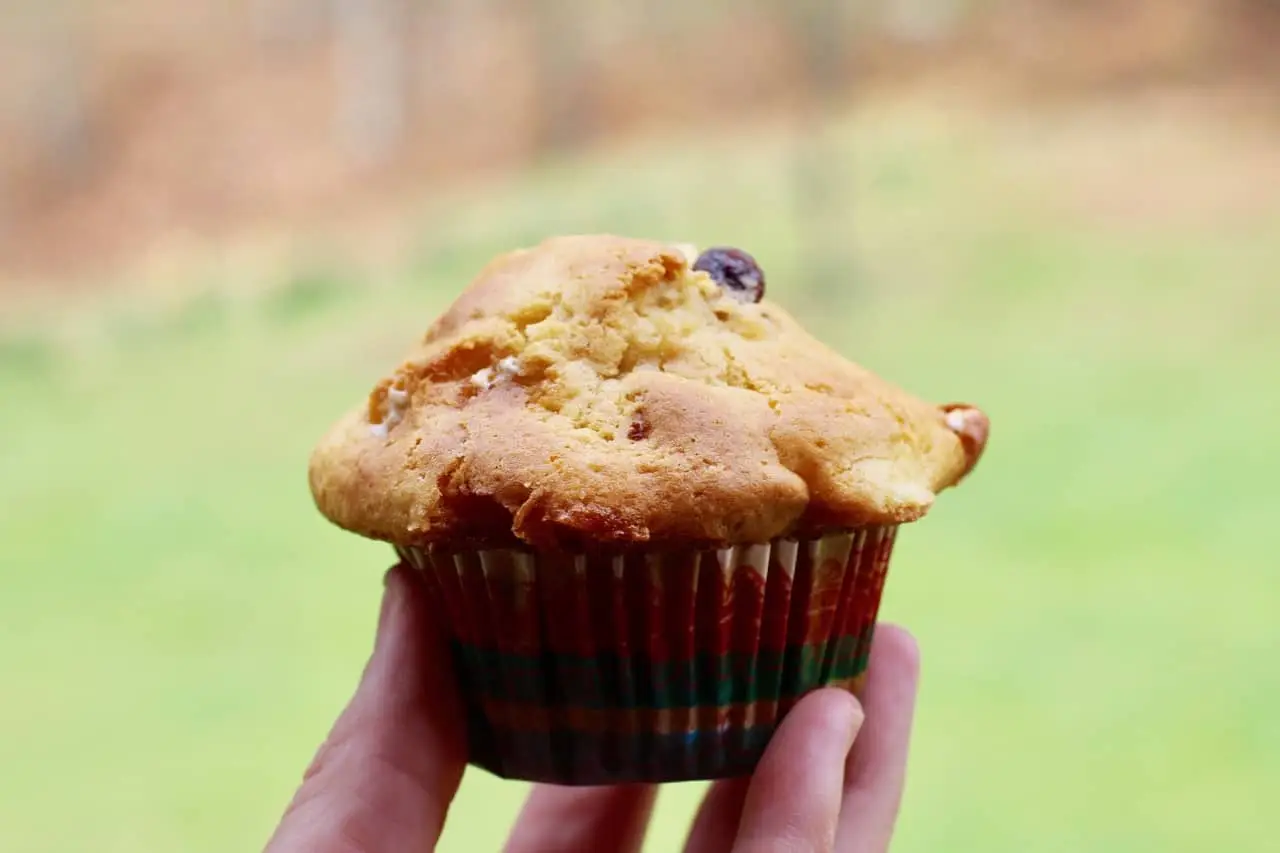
top-left (3, 0), bottom-right (1277, 283)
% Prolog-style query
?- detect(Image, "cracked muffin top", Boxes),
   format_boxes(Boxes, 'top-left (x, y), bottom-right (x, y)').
top-left (309, 235), bottom-right (988, 551)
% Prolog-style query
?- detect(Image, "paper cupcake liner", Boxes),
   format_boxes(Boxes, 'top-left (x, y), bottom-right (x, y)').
top-left (396, 526), bottom-right (897, 785)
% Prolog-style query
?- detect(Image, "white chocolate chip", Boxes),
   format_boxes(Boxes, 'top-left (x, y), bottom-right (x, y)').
top-left (370, 409), bottom-right (404, 437)
top-left (496, 356), bottom-right (522, 380)
top-left (470, 357), bottom-right (522, 391)
top-left (370, 384), bottom-right (409, 438)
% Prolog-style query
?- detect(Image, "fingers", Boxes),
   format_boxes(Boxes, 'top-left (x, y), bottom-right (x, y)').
top-left (683, 777), bottom-right (750, 853)
top-left (504, 784), bottom-right (657, 853)
top-left (835, 624), bottom-right (921, 853)
top-left (732, 689), bottom-right (865, 853)
top-left (266, 564), bottom-right (468, 853)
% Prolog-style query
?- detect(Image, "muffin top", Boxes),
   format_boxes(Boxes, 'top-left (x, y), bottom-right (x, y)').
top-left (309, 235), bottom-right (988, 551)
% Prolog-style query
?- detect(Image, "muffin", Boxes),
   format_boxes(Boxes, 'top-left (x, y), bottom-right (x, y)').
top-left (309, 235), bottom-right (988, 784)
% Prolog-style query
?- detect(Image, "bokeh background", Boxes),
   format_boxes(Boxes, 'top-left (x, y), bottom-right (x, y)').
top-left (2, 1), bottom-right (1279, 850)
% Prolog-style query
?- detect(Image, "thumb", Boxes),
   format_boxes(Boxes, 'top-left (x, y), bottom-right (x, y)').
top-left (266, 564), bottom-right (468, 853)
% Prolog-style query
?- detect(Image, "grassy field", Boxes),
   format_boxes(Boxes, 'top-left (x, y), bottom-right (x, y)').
top-left (2, 93), bottom-right (1278, 852)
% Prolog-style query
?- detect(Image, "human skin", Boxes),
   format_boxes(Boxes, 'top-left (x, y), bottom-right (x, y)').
top-left (265, 564), bottom-right (921, 853)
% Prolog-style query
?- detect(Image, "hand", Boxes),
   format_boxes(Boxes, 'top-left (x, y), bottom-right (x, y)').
top-left (266, 564), bottom-right (921, 852)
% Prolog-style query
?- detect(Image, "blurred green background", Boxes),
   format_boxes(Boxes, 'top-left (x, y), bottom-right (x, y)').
top-left (2, 1), bottom-right (1279, 851)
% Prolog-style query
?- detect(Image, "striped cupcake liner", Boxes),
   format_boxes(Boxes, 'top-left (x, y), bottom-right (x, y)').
top-left (397, 526), bottom-right (896, 785)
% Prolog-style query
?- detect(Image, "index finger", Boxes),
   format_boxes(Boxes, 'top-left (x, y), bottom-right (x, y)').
top-left (266, 564), bottom-right (468, 852)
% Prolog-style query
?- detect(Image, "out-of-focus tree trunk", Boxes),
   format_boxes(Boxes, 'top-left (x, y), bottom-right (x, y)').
top-left (412, 0), bottom-right (460, 106)
top-left (1, 2), bottom-right (92, 253)
top-left (530, 0), bottom-right (589, 157)
top-left (26, 3), bottom-right (94, 182)
top-left (784, 0), bottom-right (852, 296)
top-left (249, 0), bottom-right (330, 46)
top-left (331, 0), bottom-right (415, 167)
top-left (37, 48), bottom-right (93, 182)
top-left (882, 0), bottom-right (966, 44)
top-left (786, 0), bottom-right (847, 97)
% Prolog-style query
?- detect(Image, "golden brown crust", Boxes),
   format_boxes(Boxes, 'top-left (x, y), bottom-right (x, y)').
top-left (309, 235), bottom-right (987, 550)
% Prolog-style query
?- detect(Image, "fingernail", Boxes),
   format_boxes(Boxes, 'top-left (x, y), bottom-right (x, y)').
top-left (835, 690), bottom-right (866, 751)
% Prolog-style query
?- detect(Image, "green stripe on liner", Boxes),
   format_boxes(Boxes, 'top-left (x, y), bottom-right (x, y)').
top-left (450, 638), bottom-right (872, 710)
top-left (465, 714), bottom-right (783, 784)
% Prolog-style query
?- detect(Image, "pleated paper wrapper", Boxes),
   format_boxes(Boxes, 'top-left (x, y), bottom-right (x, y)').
top-left (397, 525), bottom-right (897, 785)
